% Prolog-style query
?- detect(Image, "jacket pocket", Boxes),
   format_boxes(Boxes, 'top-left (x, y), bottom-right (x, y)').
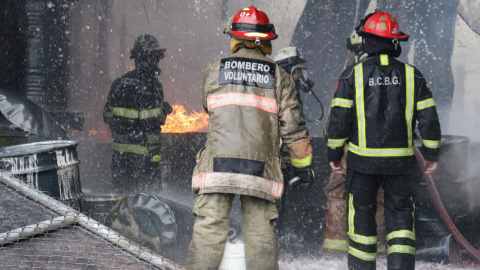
top-left (264, 202), bottom-right (279, 222)
top-left (192, 194), bottom-right (208, 217)
top-left (195, 146), bottom-right (206, 163)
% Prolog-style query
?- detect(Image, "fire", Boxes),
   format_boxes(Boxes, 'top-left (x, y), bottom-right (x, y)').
top-left (82, 105), bottom-right (208, 138)
top-left (88, 124), bottom-right (110, 137)
top-left (162, 104), bottom-right (209, 133)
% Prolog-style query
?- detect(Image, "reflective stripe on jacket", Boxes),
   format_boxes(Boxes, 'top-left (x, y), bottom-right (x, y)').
top-left (327, 54), bottom-right (441, 174)
top-left (193, 47), bottom-right (311, 202)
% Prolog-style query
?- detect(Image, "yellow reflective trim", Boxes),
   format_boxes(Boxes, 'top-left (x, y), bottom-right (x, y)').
top-left (380, 54), bottom-right (389, 66)
top-left (113, 143), bottom-right (148, 156)
top-left (348, 246), bottom-right (376, 261)
top-left (421, 138), bottom-right (441, 149)
top-left (386, 230), bottom-right (416, 241)
top-left (417, 98), bottom-right (436, 110)
top-left (327, 137), bottom-right (348, 148)
top-left (388, 245), bottom-right (415, 255)
top-left (323, 238), bottom-right (349, 251)
top-left (349, 233), bottom-right (377, 245)
top-left (379, 15), bottom-right (388, 21)
top-left (368, 22), bottom-right (375, 29)
top-left (348, 142), bottom-right (414, 157)
top-left (332, 98), bottom-right (354, 108)
top-left (291, 154), bottom-right (312, 168)
top-left (354, 64), bottom-right (366, 148)
top-left (139, 108), bottom-right (162, 120)
top-left (350, 36), bottom-right (362, 45)
top-left (379, 22), bottom-right (387, 30)
top-left (405, 64), bottom-right (415, 148)
top-left (378, 243), bottom-right (386, 253)
top-left (348, 193), bottom-right (355, 235)
top-left (411, 196), bottom-right (416, 233)
top-left (244, 32), bottom-right (268, 37)
top-left (112, 107), bottom-right (140, 119)
top-left (324, 239), bottom-right (349, 245)
top-left (151, 155), bottom-right (162, 162)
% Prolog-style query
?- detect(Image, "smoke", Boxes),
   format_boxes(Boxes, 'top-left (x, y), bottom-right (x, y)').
top-left (449, 14), bottom-right (480, 143)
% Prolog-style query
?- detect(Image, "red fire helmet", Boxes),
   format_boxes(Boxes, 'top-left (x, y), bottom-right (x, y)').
top-left (225, 6), bottom-right (278, 41)
top-left (357, 11), bottom-right (409, 41)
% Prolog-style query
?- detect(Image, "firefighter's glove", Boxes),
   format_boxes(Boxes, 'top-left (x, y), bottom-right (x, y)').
top-left (289, 166), bottom-right (314, 191)
top-left (162, 101), bottom-right (173, 115)
top-left (149, 148), bottom-right (162, 163)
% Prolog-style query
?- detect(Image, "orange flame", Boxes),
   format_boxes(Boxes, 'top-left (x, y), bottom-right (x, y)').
top-left (162, 104), bottom-right (209, 133)
top-left (88, 124), bottom-right (110, 138)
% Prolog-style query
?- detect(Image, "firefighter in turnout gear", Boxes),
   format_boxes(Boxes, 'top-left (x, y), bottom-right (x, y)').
top-left (322, 33), bottom-right (387, 256)
top-left (186, 6), bottom-right (313, 270)
top-left (103, 34), bottom-right (173, 195)
top-left (273, 46), bottom-right (315, 251)
top-left (274, 46), bottom-right (314, 108)
top-left (274, 46), bottom-right (315, 190)
top-left (327, 11), bottom-right (441, 270)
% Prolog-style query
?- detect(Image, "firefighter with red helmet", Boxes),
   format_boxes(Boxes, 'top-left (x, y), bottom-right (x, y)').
top-left (186, 6), bottom-right (313, 270)
top-left (322, 32), bottom-right (387, 257)
top-left (327, 11), bottom-right (441, 270)
top-left (103, 34), bottom-right (173, 195)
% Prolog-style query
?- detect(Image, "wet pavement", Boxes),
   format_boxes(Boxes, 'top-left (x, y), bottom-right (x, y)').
top-left (279, 257), bottom-right (480, 270)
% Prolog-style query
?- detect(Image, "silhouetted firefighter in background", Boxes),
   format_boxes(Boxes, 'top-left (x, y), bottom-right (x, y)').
top-left (327, 11), bottom-right (441, 270)
top-left (273, 46), bottom-right (319, 251)
top-left (103, 34), bottom-right (173, 195)
top-left (186, 6), bottom-right (313, 270)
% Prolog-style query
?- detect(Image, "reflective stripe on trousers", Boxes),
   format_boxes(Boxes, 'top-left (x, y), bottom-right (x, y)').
top-left (113, 143), bottom-right (149, 156)
top-left (323, 238), bottom-right (349, 251)
top-left (346, 170), bottom-right (415, 269)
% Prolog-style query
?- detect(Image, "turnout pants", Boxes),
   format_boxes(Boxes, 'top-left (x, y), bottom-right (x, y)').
top-left (111, 151), bottom-right (160, 195)
top-left (322, 171), bottom-right (386, 254)
top-left (346, 169), bottom-right (415, 270)
top-left (186, 193), bottom-right (279, 270)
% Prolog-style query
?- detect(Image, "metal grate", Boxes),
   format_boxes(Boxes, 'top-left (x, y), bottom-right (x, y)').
top-left (0, 174), bottom-right (183, 270)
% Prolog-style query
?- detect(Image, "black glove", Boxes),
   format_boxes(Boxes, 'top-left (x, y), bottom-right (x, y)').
top-left (289, 166), bottom-right (314, 191)
top-left (162, 101), bottom-right (173, 115)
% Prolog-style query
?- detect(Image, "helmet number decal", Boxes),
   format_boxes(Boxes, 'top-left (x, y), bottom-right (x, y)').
top-left (240, 11), bottom-right (250, 17)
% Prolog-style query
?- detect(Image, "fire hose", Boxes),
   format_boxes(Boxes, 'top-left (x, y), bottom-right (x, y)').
top-left (414, 146), bottom-right (480, 263)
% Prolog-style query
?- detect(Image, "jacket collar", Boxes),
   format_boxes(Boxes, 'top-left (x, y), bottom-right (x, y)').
top-left (135, 62), bottom-right (162, 76)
